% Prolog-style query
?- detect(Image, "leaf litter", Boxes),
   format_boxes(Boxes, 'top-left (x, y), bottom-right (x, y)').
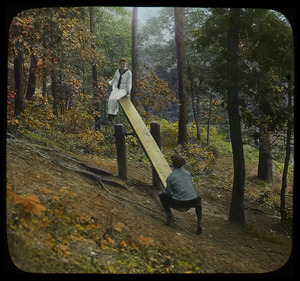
top-left (6, 139), bottom-right (292, 273)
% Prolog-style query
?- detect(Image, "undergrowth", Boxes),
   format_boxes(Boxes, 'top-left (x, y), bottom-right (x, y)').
top-left (8, 97), bottom-right (293, 184)
top-left (7, 181), bottom-right (201, 273)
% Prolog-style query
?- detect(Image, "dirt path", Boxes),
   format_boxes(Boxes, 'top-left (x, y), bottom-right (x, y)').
top-left (6, 138), bottom-right (292, 274)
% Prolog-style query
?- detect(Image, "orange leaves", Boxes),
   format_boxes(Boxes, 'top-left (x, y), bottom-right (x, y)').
top-left (120, 240), bottom-right (127, 252)
top-left (114, 221), bottom-right (125, 233)
top-left (40, 187), bottom-right (53, 194)
top-left (66, 78), bottom-right (82, 93)
top-left (118, 235), bottom-right (152, 253)
top-left (7, 183), bottom-right (46, 218)
top-left (139, 235), bottom-right (153, 247)
top-left (100, 240), bottom-right (107, 250)
top-left (106, 236), bottom-right (114, 244)
top-left (51, 195), bottom-right (60, 202)
top-left (70, 232), bottom-right (86, 241)
top-left (135, 64), bottom-right (176, 119)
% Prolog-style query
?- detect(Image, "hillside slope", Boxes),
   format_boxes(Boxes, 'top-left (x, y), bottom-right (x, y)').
top-left (6, 137), bottom-right (292, 274)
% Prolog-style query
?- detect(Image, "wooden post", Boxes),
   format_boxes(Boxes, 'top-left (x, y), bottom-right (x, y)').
top-left (114, 123), bottom-right (128, 180)
top-left (150, 122), bottom-right (162, 189)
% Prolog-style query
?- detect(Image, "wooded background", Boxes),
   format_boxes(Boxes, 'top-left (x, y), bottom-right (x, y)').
top-left (7, 7), bottom-right (294, 226)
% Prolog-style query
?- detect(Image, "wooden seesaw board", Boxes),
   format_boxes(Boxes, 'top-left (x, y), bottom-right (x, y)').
top-left (119, 97), bottom-right (172, 188)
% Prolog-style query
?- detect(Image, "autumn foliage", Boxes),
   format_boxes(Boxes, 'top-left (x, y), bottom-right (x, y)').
top-left (7, 183), bottom-right (46, 221)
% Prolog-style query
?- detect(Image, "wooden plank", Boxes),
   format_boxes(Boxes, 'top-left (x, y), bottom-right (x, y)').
top-left (119, 97), bottom-right (171, 188)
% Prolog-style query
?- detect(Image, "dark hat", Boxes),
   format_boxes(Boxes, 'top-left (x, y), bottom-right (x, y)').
top-left (171, 154), bottom-right (185, 168)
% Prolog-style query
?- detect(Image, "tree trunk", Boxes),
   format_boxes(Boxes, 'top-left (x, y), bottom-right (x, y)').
top-left (131, 7), bottom-right (138, 103)
top-left (14, 50), bottom-right (25, 116)
top-left (89, 6), bottom-right (101, 131)
top-left (258, 126), bottom-right (273, 182)
top-left (50, 16), bottom-right (58, 116)
top-left (191, 87), bottom-right (201, 141)
top-left (280, 78), bottom-right (293, 226)
top-left (51, 69), bottom-right (58, 116)
top-left (25, 53), bottom-right (37, 100)
top-left (188, 66), bottom-right (201, 141)
top-left (207, 91), bottom-right (213, 146)
top-left (42, 27), bottom-right (47, 100)
top-left (174, 7), bottom-right (187, 145)
top-left (226, 8), bottom-right (246, 225)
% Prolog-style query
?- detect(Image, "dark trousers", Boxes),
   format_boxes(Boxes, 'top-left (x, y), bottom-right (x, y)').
top-left (159, 193), bottom-right (202, 223)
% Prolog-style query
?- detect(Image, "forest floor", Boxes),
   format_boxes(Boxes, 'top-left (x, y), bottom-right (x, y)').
top-left (5, 135), bottom-right (293, 274)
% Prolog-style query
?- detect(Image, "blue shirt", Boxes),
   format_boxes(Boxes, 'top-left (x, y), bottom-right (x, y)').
top-left (164, 167), bottom-right (198, 200)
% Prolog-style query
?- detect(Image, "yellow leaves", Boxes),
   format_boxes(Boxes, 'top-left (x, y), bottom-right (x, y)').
top-left (127, 135), bottom-right (138, 150)
top-left (44, 234), bottom-right (56, 248)
top-left (45, 234), bottom-right (72, 258)
top-left (70, 232), bottom-right (85, 241)
top-left (51, 195), bottom-right (60, 202)
top-left (56, 242), bottom-right (72, 258)
top-left (66, 78), bottom-right (82, 93)
top-left (58, 186), bottom-right (67, 194)
top-left (136, 64), bottom-right (176, 118)
top-left (75, 213), bottom-right (90, 224)
top-left (120, 240), bottom-right (127, 252)
top-left (51, 186), bottom-right (77, 203)
top-left (131, 242), bottom-right (139, 251)
top-left (119, 239), bottom-right (140, 252)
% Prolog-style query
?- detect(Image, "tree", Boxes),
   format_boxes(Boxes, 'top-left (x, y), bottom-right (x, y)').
top-left (89, 6), bottom-right (100, 130)
top-left (131, 7), bottom-right (138, 103)
top-left (226, 8), bottom-right (246, 225)
top-left (257, 126), bottom-right (273, 182)
top-left (14, 50), bottom-right (25, 116)
top-left (187, 65), bottom-right (201, 141)
top-left (280, 75), bottom-right (294, 227)
top-left (9, 10), bottom-right (41, 115)
top-left (25, 51), bottom-right (37, 100)
top-left (49, 13), bottom-right (58, 116)
top-left (237, 9), bottom-right (294, 183)
top-left (174, 7), bottom-right (187, 145)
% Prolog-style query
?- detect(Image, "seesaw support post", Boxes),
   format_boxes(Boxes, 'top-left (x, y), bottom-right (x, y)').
top-left (114, 123), bottom-right (128, 180)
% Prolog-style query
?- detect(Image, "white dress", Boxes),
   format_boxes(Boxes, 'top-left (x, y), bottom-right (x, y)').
top-left (108, 68), bottom-right (132, 115)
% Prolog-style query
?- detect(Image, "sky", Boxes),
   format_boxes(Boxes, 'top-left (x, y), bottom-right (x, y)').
top-left (131, 7), bottom-right (161, 27)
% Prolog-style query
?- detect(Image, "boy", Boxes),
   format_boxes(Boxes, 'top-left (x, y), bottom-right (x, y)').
top-left (107, 58), bottom-right (132, 121)
top-left (159, 154), bottom-right (203, 235)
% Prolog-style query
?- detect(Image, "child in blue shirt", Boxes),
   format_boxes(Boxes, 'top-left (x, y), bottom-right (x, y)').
top-left (159, 154), bottom-right (203, 235)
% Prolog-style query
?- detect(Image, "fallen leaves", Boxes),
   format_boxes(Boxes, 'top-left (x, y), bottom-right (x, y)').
top-left (106, 236), bottom-right (114, 244)
top-left (99, 240), bottom-right (107, 250)
top-left (120, 240), bottom-right (127, 252)
top-left (70, 232), bottom-right (86, 241)
top-left (139, 235), bottom-right (153, 247)
top-left (7, 183), bottom-right (46, 220)
top-left (44, 234), bottom-right (72, 258)
top-left (40, 187), bottom-right (53, 194)
top-left (114, 222), bottom-right (125, 233)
